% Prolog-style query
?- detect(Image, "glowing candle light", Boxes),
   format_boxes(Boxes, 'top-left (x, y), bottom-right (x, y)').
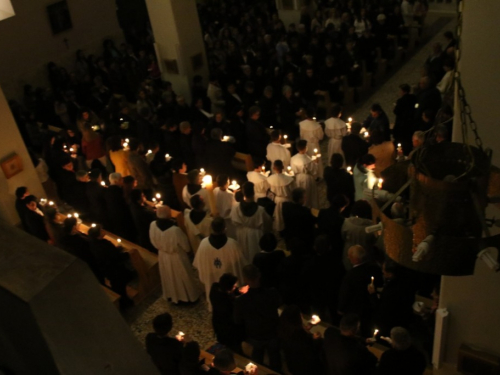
top-left (147, 149), bottom-right (152, 155)
top-left (156, 193), bottom-right (161, 200)
top-left (348, 117), bottom-right (353, 123)
top-left (49, 201), bottom-right (54, 206)
top-left (117, 238), bottom-right (122, 244)
top-left (314, 148), bottom-right (318, 154)
top-left (373, 329), bottom-right (379, 339)
top-left (123, 142), bottom-right (128, 148)
top-left (175, 331), bottom-right (185, 341)
top-left (125, 138), bottom-right (130, 143)
top-left (67, 214), bottom-right (72, 218)
top-left (69, 147), bottom-right (74, 153)
top-left (284, 134), bottom-right (288, 140)
top-left (223, 136), bottom-right (229, 141)
top-left (200, 168), bottom-right (205, 176)
top-left (91, 223), bottom-right (97, 228)
top-left (364, 131), bottom-right (369, 138)
top-left (287, 166), bottom-right (291, 171)
top-left (371, 276), bottom-right (374, 284)
top-left (246, 363), bottom-right (257, 372)
top-left (310, 314), bottom-right (321, 325)
top-left (101, 181), bottom-right (106, 186)
top-left (74, 213), bottom-right (79, 218)
top-left (152, 197), bottom-right (157, 203)
top-left (377, 178), bottom-right (384, 189)
top-left (347, 166), bottom-right (352, 175)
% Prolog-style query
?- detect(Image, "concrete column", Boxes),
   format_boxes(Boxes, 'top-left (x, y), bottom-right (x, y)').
top-left (0, 84), bottom-right (44, 225)
top-left (144, 0), bottom-right (209, 104)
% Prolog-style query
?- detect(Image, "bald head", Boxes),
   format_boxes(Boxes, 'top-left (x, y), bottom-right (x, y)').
top-left (348, 245), bottom-right (366, 266)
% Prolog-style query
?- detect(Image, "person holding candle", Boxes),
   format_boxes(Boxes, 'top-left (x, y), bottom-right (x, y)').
top-left (338, 245), bottom-right (383, 337)
top-left (107, 135), bottom-right (131, 177)
top-left (214, 175), bottom-right (237, 238)
top-left (86, 169), bottom-right (108, 226)
top-left (324, 104), bottom-right (348, 166)
top-left (184, 195), bottom-right (213, 254)
top-left (353, 154), bottom-right (377, 201)
top-left (363, 103), bottom-right (391, 143)
top-left (266, 130), bottom-right (291, 168)
top-left (282, 188), bottom-right (317, 253)
top-left (299, 108), bottom-right (324, 177)
top-left (87, 224), bottom-right (135, 309)
top-left (341, 122), bottom-right (369, 169)
top-left (193, 218), bottom-right (247, 311)
top-left (182, 169), bottom-right (211, 214)
top-left (146, 312), bottom-right (184, 375)
top-left (290, 140), bottom-right (319, 209)
top-left (252, 233), bottom-right (285, 289)
top-left (393, 83), bottom-right (417, 155)
top-left (23, 195), bottom-right (50, 242)
top-left (246, 158), bottom-right (270, 201)
top-left (368, 131), bottom-right (396, 177)
top-left (150, 206), bottom-right (202, 304)
top-left (323, 154), bottom-right (355, 212)
top-left (105, 173), bottom-right (136, 242)
top-left (245, 106), bottom-right (269, 160)
top-left (15, 186), bottom-right (32, 231)
top-left (323, 314), bottom-right (377, 375)
top-left (230, 182), bottom-right (272, 262)
top-left (267, 160), bottom-right (295, 232)
top-left (128, 138), bottom-right (155, 195)
top-left (129, 189), bottom-right (157, 252)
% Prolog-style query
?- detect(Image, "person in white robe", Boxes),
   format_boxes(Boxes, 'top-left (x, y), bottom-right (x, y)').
top-left (246, 158), bottom-right (270, 200)
top-left (324, 105), bottom-right (347, 165)
top-left (299, 109), bottom-right (325, 177)
top-left (266, 130), bottom-right (291, 167)
top-left (184, 195), bottom-right (213, 254)
top-left (353, 154), bottom-right (377, 201)
top-left (267, 159), bottom-right (295, 232)
top-left (149, 206), bottom-right (202, 303)
top-left (214, 175), bottom-right (237, 238)
top-left (290, 140), bottom-right (319, 209)
top-left (193, 217), bottom-right (248, 310)
top-left (230, 182), bottom-right (272, 262)
top-left (182, 169), bottom-right (211, 214)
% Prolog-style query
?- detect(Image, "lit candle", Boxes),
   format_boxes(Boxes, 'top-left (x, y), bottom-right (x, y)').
top-left (261, 166), bottom-right (265, 172)
top-left (287, 166), bottom-right (291, 171)
top-left (101, 181), bottom-right (106, 186)
top-left (152, 197), bottom-right (157, 203)
top-left (175, 331), bottom-right (185, 341)
top-left (49, 201), bottom-right (54, 206)
top-left (270, 125), bottom-right (273, 129)
top-left (63, 145), bottom-right (67, 149)
top-left (91, 223), bottom-right (97, 228)
top-left (373, 329), bottom-right (379, 339)
top-left (397, 143), bottom-right (403, 154)
top-left (120, 118), bottom-right (124, 121)
top-left (147, 149), bottom-right (152, 155)
top-left (117, 238), bottom-right (122, 244)
top-left (165, 153), bottom-right (171, 161)
top-left (310, 314), bottom-right (321, 325)
top-left (74, 213), bottom-right (79, 218)
top-left (223, 136), bottom-right (229, 141)
top-left (348, 117), bottom-right (353, 123)
top-left (40, 198), bottom-right (47, 205)
top-left (314, 148), bottom-right (318, 154)
top-left (69, 147), bottom-right (74, 153)
top-left (313, 117), bottom-right (317, 120)
top-left (200, 168), bottom-right (205, 176)
top-left (67, 214), bottom-right (72, 218)
top-left (123, 142), bottom-right (128, 148)
top-left (284, 134), bottom-right (288, 140)
top-left (156, 193), bottom-right (161, 200)
top-left (125, 138), bottom-right (130, 143)
top-left (377, 178), bottom-right (383, 189)
top-left (364, 131), bottom-right (369, 138)
top-left (232, 180), bottom-right (236, 186)
top-left (371, 276), bottom-right (374, 285)
top-left (347, 166), bottom-right (352, 175)
top-left (246, 363), bottom-right (257, 372)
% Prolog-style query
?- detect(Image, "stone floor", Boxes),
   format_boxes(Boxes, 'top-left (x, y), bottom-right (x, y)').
top-left (128, 9), bottom-right (457, 353)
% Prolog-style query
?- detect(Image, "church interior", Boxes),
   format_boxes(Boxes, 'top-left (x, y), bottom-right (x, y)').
top-left (0, 0), bottom-right (499, 374)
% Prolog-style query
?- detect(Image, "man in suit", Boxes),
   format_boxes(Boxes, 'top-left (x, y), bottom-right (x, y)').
top-left (364, 103), bottom-right (391, 142)
top-left (415, 76), bottom-right (442, 129)
top-left (393, 84), bottom-right (417, 155)
top-left (55, 155), bottom-right (77, 205)
top-left (338, 245), bottom-right (383, 336)
top-left (341, 122), bottom-right (369, 168)
top-left (24, 195), bottom-right (49, 242)
top-left (282, 187), bottom-right (316, 252)
top-left (234, 265), bottom-right (281, 372)
top-left (104, 173), bottom-right (136, 241)
top-left (324, 314), bottom-right (378, 375)
top-left (252, 233), bottom-right (285, 289)
top-left (86, 168), bottom-right (108, 226)
top-left (245, 106), bottom-right (269, 160)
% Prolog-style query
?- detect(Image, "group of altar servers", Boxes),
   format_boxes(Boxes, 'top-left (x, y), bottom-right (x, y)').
top-left (150, 107), bottom-right (360, 308)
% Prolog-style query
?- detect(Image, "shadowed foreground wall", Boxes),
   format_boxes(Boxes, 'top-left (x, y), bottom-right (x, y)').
top-left (0, 222), bottom-right (159, 374)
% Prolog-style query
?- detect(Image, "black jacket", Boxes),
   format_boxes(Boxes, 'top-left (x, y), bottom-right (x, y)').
top-left (86, 181), bottom-right (107, 225)
top-left (253, 250), bottom-right (286, 289)
top-left (341, 134), bottom-right (369, 168)
top-left (393, 93), bottom-right (417, 140)
top-left (282, 202), bottom-right (316, 248)
top-left (323, 167), bottom-right (355, 205)
top-left (104, 185), bottom-right (136, 241)
top-left (24, 209), bottom-right (49, 241)
top-left (245, 118), bottom-right (268, 159)
top-left (376, 345), bottom-right (426, 375)
top-left (146, 333), bottom-right (183, 375)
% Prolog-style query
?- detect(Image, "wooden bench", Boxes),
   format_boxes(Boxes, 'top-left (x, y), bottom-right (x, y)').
top-left (201, 347), bottom-right (279, 375)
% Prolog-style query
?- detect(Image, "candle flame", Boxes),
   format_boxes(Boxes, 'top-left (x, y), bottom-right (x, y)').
top-left (156, 193), bottom-right (161, 199)
top-left (101, 181), bottom-right (106, 186)
top-left (348, 117), bottom-right (353, 122)
top-left (123, 142), bottom-right (128, 148)
top-left (49, 201), bottom-right (54, 206)
top-left (91, 223), bottom-right (96, 227)
top-left (117, 238), bottom-right (122, 243)
top-left (74, 213), bottom-right (79, 218)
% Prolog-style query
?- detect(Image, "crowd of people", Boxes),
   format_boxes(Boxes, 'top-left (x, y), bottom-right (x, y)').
top-left (9, 0), bottom-right (457, 374)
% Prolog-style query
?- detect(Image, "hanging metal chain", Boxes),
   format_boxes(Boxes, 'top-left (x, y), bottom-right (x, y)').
top-left (454, 1), bottom-right (484, 151)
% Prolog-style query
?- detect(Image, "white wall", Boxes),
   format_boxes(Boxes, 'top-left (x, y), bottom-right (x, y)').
top-left (0, 0), bottom-right (123, 101)
top-left (0, 85), bottom-right (45, 225)
top-left (443, 0), bottom-right (500, 365)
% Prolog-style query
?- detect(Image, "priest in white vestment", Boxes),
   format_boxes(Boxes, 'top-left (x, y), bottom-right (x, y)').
top-left (353, 154), bottom-right (377, 201)
top-left (149, 206), bottom-right (202, 303)
top-left (246, 158), bottom-right (270, 200)
top-left (267, 159), bottom-right (295, 232)
top-left (266, 130), bottom-right (291, 167)
top-left (290, 140), bottom-right (319, 209)
top-left (182, 169), bottom-right (211, 214)
top-left (214, 175), bottom-right (237, 238)
top-left (184, 195), bottom-right (213, 254)
top-left (230, 182), bottom-right (272, 262)
top-left (299, 109), bottom-right (325, 177)
top-left (193, 217), bottom-right (248, 310)
top-left (324, 105), bottom-right (347, 165)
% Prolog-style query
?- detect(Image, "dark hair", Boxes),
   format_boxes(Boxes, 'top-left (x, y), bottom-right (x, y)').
top-left (370, 103), bottom-right (383, 113)
top-left (130, 189), bottom-right (143, 204)
top-left (273, 159), bottom-right (284, 172)
top-left (211, 216), bottom-right (226, 234)
top-left (271, 129), bottom-right (281, 141)
top-left (330, 153), bottom-right (344, 169)
top-left (15, 186), bottom-right (27, 199)
top-left (242, 182), bottom-right (255, 199)
top-left (190, 194), bottom-right (203, 210)
top-left (234, 191), bottom-right (244, 203)
top-left (340, 313), bottom-right (360, 333)
top-left (259, 233), bottom-right (277, 252)
top-left (351, 200), bottom-right (372, 219)
top-left (87, 224), bottom-right (102, 240)
top-left (292, 187), bottom-right (305, 203)
top-left (213, 349), bottom-right (236, 372)
top-left (359, 154), bottom-right (376, 166)
top-left (219, 273), bottom-right (238, 292)
top-left (383, 259), bottom-right (399, 277)
top-left (399, 83), bottom-right (411, 94)
top-left (248, 106), bottom-right (260, 117)
top-left (63, 217), bottom-right (77, 235)
top-left (314, 234), bottom-right (332, 256)
top-left (331, 104), bottom-right (342, 117)
top-left (180, 341), bottom-right (201, 368)
top-left (45, 207), bottom-right (58, 222)
top-left (306, 107), bottom-right (316, 118)
top-left (243, 264), bottom-right (260, 282)
top-left (296, 139), bottom-right (307, 151)
top-left (216, 174), bottom-right (228, 187)
top-left (252, 156), bottom-right (265, 169)
top-left (123, 175), bottom-right (135, 186)
top-left (88, 168), bottom-right (101, 180)
top-left (152, 313), bottom-right (173, 336)
top-left (128, 138), bottom-right (141, 152)
top-left (24, 195), bottom-right (37, 204)
top-left (187, 169), bottom-right (200, 184)
top-left (107, 135), bottom-right (124, 152)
